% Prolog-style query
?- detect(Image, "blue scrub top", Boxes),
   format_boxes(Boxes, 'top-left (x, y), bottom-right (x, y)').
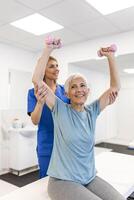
top-left (27, 85), bottom-right (70, 156)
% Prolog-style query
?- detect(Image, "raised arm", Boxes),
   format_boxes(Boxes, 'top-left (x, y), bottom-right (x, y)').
top-left (32, 37), bottom-right (62, 110)
top-left (98, 48), bottom-right (121, 111)
top-left (32, 39), bottom-right (58, 86)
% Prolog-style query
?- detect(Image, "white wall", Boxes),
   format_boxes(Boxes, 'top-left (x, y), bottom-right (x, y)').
top-left (116, 77), bottom-right (134, 141)
top-left (0, 43), bottom-right (36, 109)
top-left (8, 69), bottom-right (32, 110)
top-left (0, 43), bottom-right (36, 173)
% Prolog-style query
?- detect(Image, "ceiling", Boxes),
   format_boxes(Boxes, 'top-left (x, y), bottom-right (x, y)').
top-left (0, 0), bottom-right (134, 52)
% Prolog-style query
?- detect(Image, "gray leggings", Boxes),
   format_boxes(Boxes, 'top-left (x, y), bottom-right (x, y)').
top-left (48, 176), bottom-right (126, 200)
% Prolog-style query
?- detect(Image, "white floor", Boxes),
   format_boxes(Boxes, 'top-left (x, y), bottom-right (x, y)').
top-left (0, 180), bottom-right (18, 197)
top-left (103, 137), bottom-right (132, 145)
top-left (94, 147), bottom-right (112, 155)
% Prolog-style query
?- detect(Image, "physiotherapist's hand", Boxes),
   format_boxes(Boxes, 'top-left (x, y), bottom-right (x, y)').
top-left (109, 91), bottom-right (118, 105)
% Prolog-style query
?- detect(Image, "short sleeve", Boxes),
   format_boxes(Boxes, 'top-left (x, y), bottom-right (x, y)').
top-left (27, 89), bottom-right (37, 116)
top-left (52, 97), bottom-right (67, 118)
top-left (86, 99), bottom-right (101, 119)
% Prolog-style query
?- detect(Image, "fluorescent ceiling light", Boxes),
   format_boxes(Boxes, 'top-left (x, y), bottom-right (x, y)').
top-left (86, 0), bottom-right (134, 15)
top-left (10, 13), bottom-right (63, 35)
top-left (123, 68), bottom-right (134, 74)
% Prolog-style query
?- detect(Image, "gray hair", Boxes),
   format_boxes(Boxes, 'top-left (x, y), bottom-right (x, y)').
top-left (64, 73), bottom-right (88, 93)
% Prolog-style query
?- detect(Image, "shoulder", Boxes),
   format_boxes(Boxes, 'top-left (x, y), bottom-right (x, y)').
top-left (28, 88), bottom-right (35, 98)
top-left (28, 88), bottom-right (34, 93)
top-left (86, 99), bottom-right (100, 116)
top-left (52, 97), bottom-right (68, 112)
top-left (56, 84), bottom-right (70, 104)
top-left (57, 84), bottom-right (65, 91)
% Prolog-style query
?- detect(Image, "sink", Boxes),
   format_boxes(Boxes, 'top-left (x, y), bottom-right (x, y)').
top-left (19, 127), bottom-right (37, 137)
top-left (8, 126), bottom-right (37, 137)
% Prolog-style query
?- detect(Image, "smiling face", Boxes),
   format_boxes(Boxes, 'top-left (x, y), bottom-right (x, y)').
top-left (44, 57), bottom-right (59, 81)
top-left (67, 76), bottom-right (89, 107)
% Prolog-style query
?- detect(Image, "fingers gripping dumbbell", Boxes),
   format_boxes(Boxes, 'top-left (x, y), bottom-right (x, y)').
top-left (97, 44), bottom-right (117, 57)
top-left (45, 36), bottom-right (62, 48)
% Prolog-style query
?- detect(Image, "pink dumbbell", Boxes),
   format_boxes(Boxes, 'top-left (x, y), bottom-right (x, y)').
top-left (97, 44), bottom-right (117, 57)
top-left (45, 36), bottom-right (62, 48)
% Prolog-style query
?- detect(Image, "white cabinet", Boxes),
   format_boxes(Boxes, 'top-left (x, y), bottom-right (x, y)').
top-left (8, 127), bottom-right (38, 173)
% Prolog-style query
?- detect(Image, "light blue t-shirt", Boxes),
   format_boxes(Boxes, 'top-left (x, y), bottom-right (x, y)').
top-left (47, 97), bottom-right (100, 185)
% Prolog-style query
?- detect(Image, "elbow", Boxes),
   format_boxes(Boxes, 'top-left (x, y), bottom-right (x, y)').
top-left (111, 82), bottom-right (121, 93)
top-left (32, 76), bottom-right (38, 85)
top-left (32, 77), bottom-right (41, 88)
top-left (31, 114), bottom-right (39, 125)
top-left (31, 118), bottom-right (38, 126)
top-left (32, 75), bottom-right (42, 86)
top-left (115, 86), bottom-right (121, 94)
top-left (33, 121), bottom-right (38, 126)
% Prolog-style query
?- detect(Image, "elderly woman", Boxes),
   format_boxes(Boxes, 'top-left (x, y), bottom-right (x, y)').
top-left (32, 38), bottom-right (125, 200)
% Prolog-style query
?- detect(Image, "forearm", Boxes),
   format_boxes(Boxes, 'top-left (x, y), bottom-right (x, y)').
top-left (107, 55), bottom-right (121, 91)
top-left (32, 47), bottom-right (52, 85)
top-left (31, 102), bottom-right (44, 125)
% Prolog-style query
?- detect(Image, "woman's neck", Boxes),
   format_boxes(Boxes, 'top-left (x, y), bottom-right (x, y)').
top-left (44, 78), bottom-right (57, 92)
top-left (71, 103), bottom-right (85, 112)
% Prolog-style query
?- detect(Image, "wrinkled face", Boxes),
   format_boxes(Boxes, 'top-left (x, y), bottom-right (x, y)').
top-left (67, 77), bottom-right (89, 105)
top-left (45, 59), bottom-right (59, 80)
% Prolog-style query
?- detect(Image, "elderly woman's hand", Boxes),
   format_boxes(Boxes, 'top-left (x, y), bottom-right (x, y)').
top-left (45, 36), bottom-right (62, 49)
top-left (99, 48), bottom-right (115, 57)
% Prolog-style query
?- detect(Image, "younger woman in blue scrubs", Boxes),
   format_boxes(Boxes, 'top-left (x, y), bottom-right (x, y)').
top-left (27, 49), bottom-right (69, 178)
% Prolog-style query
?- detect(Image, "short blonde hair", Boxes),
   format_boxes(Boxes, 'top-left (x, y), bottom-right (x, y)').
top-left (48, 56), bottom-right (57, 63)
top-left (64, 73), bottom-right (88, 93)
